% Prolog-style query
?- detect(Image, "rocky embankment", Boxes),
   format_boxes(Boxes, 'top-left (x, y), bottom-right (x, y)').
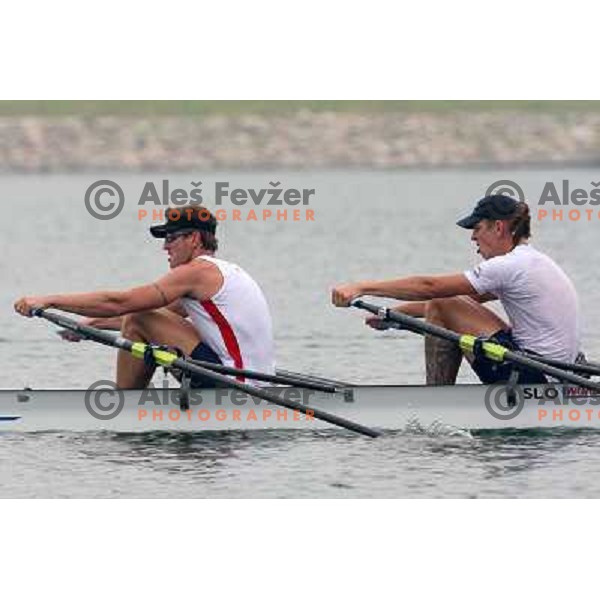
top-left (1, 111), bottom-right (599, 171)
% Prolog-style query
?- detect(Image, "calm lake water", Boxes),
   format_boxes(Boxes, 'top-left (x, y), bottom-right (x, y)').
top-left (2, 167), bottom-right (600, 497)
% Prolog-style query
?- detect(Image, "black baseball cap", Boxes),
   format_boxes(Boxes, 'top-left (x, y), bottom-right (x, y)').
top-left (456, 195), bottom-right (519, 229)
top-left (150, 206), bottom-right (217, 238)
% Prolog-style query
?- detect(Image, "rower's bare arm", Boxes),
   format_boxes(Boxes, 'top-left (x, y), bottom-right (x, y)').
top-left (165, 299), bottom-right (189, 318)
top-left (14, 261), bottom-right (219, 318)
top-left (20, 285), bottom-right (169, 318)
top-left (332, 274), bottom-right (477, 306)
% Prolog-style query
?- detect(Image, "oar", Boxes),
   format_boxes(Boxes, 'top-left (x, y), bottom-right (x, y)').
top-left (276, 368), bottom-right (354, 389)
top-left (377, 319), bottom-right (600, 378)
top-left (352, 299), bottom-right (600, 393)
top-left (185, 359), bottom-right (340, 392)
top-left (519, 354), bottom-right (600, 378)
top-left (34, 309), bottom-right (380, 438)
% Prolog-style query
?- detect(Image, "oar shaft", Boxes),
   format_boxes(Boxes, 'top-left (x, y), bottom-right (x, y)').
top-left (352, 299), bottom-right (600, 393)
top-left (501, 348), bottom-right (600, 391)
top-left (521, 354), bottom-right (600, 377)
top-left (382, 318), bottom-right (600, 377)
top-left (276, 369), bottom-right (354, 389)
top-left (187, 359), bottom-right (338, 393)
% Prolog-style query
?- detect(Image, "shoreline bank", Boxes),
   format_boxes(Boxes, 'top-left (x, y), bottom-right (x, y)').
top-left (1, 111), bottom-right (598, 172)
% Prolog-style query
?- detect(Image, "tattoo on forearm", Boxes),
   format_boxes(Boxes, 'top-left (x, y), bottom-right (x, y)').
top-left (152, 283), bottom-right (169, 306)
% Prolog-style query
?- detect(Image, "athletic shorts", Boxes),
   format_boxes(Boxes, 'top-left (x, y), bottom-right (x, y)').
top-left (188, 342), bottom-right (223, 388)
top-left (470, 330), bottom-right (548, 385)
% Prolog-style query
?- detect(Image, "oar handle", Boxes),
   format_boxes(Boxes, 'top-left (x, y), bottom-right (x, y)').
top-left (351, 299), bottom-right (387, 317)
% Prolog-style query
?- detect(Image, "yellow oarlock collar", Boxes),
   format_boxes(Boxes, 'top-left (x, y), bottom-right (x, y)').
top-left (131, 342), bottom-right (178, 366)
top-left (459, 335), bottom-right (508, 362)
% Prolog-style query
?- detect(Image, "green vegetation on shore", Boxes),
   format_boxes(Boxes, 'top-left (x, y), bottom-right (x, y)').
top-left (1, 100), bottom-right (600, 117)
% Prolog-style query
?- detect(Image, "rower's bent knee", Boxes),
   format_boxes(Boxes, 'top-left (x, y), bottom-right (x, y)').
top-left (122, 310), bottom-right (157, 332)
top-left (426, 296), bottom-right (473, 323)
top-left (426, 297), bottom-right (453, 316)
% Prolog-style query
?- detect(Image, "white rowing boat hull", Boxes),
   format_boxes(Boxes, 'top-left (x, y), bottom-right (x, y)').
top-left (2, 383), bottom-right (600, 433)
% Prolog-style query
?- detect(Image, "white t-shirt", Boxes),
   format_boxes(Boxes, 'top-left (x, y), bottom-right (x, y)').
top-left (181, 256), bottom-right (276, 383)
top-left (464, 245), bottom-right (580, 362)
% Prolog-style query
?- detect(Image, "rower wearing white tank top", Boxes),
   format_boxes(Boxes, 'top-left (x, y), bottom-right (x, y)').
top-left (180, 255), bottom-right (275, 377)
top-left (14, 204), bottom-right (276, 389)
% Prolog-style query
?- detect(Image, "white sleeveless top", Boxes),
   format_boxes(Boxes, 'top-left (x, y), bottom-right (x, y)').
top-left (180, 256), bottom-right (276, 381)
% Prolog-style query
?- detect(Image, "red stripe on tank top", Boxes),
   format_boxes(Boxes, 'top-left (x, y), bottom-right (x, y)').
top-left (200, 300), bottom-right (245, 382)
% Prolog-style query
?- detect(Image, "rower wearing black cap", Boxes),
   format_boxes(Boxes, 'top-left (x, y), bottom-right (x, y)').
top-left (332, 195), bottom-right (581, 385)
top-left (15, 204), bottom-right (276, 388)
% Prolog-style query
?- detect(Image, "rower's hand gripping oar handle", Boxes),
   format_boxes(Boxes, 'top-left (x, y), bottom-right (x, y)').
top-left (350, 299), bottom-right (388, 318)
top-left (32, 307), bottom-right (88, 337)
